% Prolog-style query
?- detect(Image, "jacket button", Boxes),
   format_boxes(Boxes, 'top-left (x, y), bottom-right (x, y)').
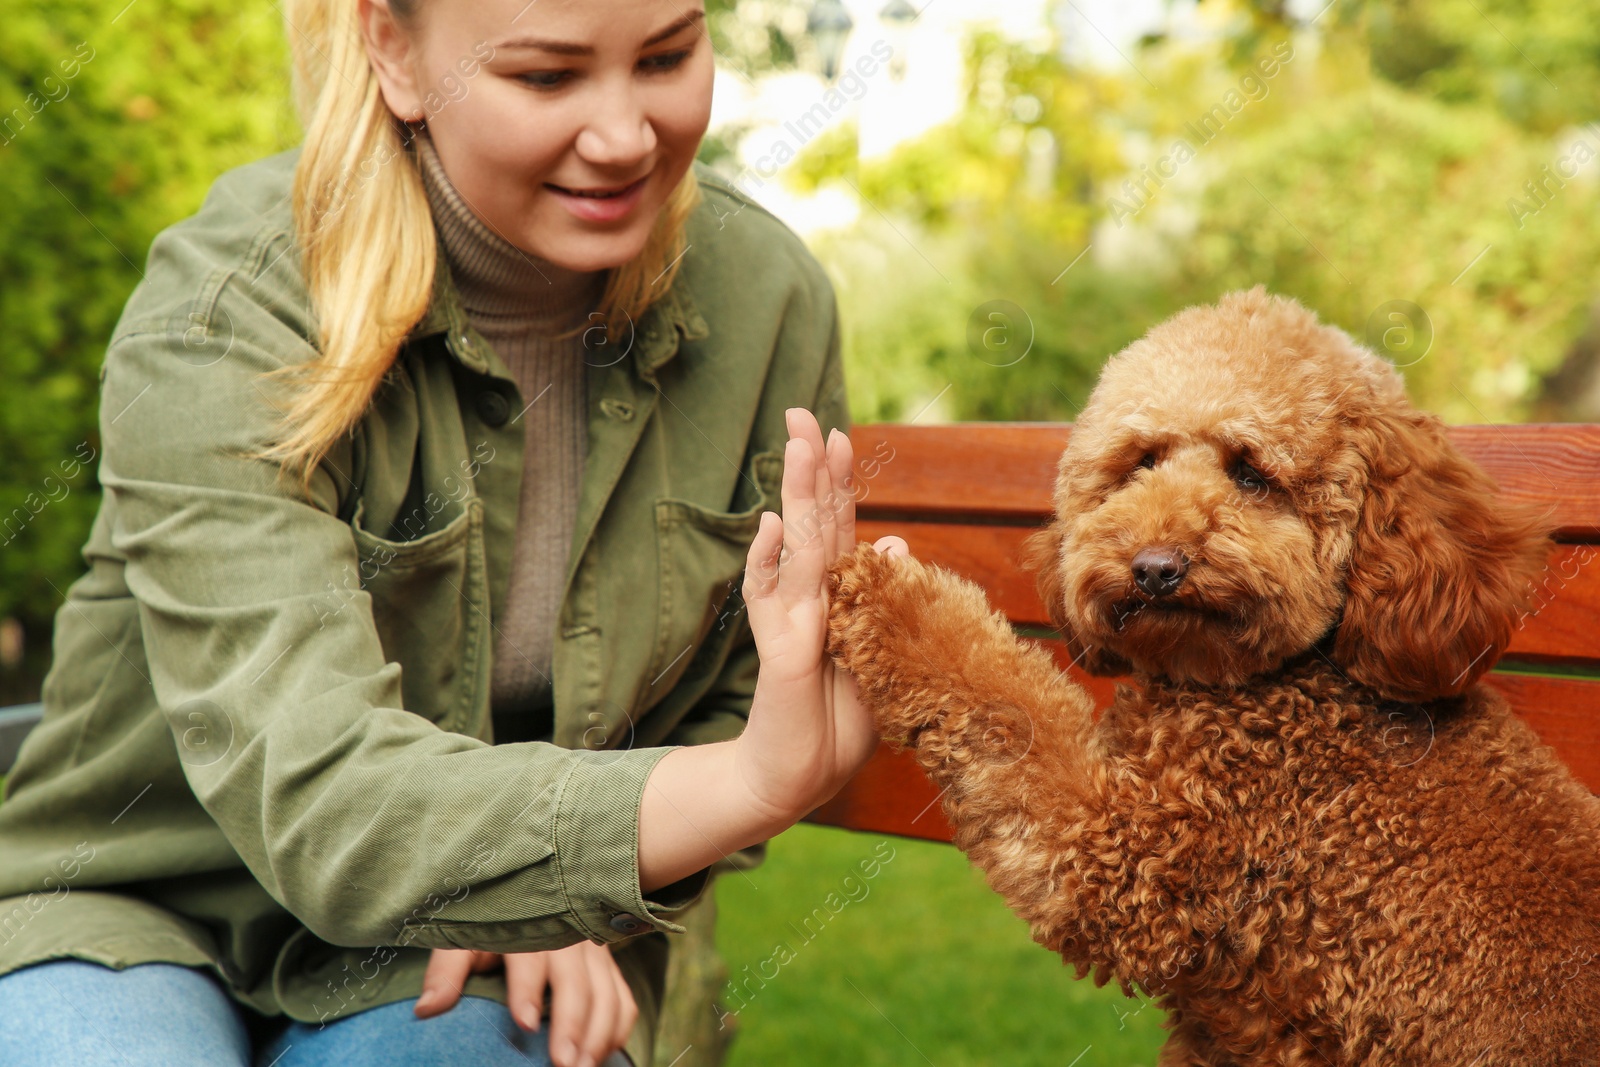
top-left (609, 912), bottom-right (648, 935)
top-left (475, 389), bottom-right (511, 428)
top-left (599, 398), bottom-right (634, 421)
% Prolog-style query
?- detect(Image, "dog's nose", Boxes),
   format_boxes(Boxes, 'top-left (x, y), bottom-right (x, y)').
top-left (1131, 547), bottom-right (1188, 597)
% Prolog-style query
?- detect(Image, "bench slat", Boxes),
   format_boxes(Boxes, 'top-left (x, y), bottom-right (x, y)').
top-left (854, 423), bottom-right (1069, 521)
top-left (852, 423), bottom-right (1600, 541)
top-left (856, 521), bottom-right (1600, 670)
top-left (803, 741), bottom-right (953, 842)
top-left (1483, 674), bottom-right (1600, 792)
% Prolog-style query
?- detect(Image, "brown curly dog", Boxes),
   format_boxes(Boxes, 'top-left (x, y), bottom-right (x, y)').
top-left (824, 287), bottom-right (1600, 1065)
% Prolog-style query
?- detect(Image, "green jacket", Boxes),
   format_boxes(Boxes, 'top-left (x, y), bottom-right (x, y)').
top-left (0, 146), bottom-right (847, 1064)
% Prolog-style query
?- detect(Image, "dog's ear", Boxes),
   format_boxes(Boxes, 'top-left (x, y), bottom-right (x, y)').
top-left (1333, 408), bottom-right (1550, 702)
top-left (1022, 523), bottom-right (1069, 631)
top-left (1022, 521), bottom-right (1132, 676)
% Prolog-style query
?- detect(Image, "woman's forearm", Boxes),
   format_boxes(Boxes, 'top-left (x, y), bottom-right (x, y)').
top-left (636, 740), bottom-right (793, 892)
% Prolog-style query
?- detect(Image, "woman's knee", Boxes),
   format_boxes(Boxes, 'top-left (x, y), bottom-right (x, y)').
top-left (258, 995), bottom-right (553, 1067)
top-left (0, 958), bottom-right (252, 1067)
top-left (257, 995), bottom-right (638, 1067)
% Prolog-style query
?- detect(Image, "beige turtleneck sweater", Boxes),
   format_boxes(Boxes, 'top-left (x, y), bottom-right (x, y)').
top-left (414, 128), bottom-right (608, 741)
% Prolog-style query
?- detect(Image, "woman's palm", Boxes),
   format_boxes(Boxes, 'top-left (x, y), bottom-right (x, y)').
top-left (737, 409), bottom-right (904, 818)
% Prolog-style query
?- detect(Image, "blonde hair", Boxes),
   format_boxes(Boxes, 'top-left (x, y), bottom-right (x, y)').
top-left (251, 0), bottom-right (702, 494)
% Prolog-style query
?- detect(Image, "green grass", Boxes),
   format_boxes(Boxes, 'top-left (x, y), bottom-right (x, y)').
top-left (714, 824), bottom-right (1168, 1066)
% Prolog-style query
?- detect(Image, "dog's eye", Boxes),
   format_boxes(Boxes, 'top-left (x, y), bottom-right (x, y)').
top-left (1137, 453), bottom-right (1156, 471)
top-left (1232, 460), bottom-right (1269, 496)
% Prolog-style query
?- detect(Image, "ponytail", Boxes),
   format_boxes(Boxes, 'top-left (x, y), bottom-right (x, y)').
top-left (250, 0), bottom-right (702, 495)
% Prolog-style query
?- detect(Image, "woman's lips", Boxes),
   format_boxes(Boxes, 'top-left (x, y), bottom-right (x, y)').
top-left (545, 173), bottom-right (650, 223)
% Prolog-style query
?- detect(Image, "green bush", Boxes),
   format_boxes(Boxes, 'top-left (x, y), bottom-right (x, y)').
top-left (0, 1), bottom-right (297, 698)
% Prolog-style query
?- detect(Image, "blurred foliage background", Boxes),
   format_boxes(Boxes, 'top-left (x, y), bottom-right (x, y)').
top-left (790, 0), bottom-right (1600, 429)
top-left (2, 1), bottom-right (1598, 1061)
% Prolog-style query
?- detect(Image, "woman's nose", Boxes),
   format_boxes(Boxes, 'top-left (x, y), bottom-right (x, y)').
top-left (574, 85), bottom-right (658, 169)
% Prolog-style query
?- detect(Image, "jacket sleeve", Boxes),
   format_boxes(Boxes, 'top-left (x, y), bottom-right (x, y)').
top-left (101, 251), bottom-right (699, 954)
top-left (662, 261), bottom-right (850, 752)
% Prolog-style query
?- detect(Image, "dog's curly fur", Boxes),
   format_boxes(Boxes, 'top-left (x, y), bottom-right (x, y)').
top-left (825, 288), bottom-right (1600, 1064)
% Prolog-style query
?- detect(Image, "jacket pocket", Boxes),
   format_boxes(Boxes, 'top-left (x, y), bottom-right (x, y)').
top-left (347, 494), bottom-right (489, 735)
top-left (646, 450), bottom-right (784, 698)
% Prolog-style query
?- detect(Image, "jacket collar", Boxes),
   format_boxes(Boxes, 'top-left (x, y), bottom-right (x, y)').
top-left (410, 235), bottom-right (709, 387)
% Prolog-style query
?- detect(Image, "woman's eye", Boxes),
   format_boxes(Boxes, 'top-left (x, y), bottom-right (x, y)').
top-left (519, 69), bottom-right (573, 90)
top-left (639, 48), bottom-right (693, 73)
top-left (1232, 460), bottom-right (1268, 494)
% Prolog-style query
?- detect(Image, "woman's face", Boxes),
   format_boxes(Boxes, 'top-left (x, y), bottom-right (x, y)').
top-left (363, 0), bottom-right (713, 272)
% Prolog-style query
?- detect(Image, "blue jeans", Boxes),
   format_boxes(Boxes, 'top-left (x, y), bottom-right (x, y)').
top-left (0, 959), bottom-right (634, 1066)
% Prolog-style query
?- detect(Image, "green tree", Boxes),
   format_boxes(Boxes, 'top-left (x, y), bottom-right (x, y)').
top-left (1216, 0), bottom-right (1600, 132)
top-left (1172, 80), bottom-right (1600, 422)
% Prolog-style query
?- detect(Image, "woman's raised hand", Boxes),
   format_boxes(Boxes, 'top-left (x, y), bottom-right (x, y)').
top-left (732, 408), bottom-right (907, 823)
top-left (635, 409), bottom-right (907, 893)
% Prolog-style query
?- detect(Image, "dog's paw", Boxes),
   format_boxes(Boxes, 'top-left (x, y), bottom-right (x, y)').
top-left (825, 542), bottom-right (917, 677)
top-left (826, 543), bottom-right (970, 740)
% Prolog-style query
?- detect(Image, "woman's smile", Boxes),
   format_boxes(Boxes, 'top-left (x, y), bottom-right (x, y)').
top-left (544, 170), bottom-right (651, 222)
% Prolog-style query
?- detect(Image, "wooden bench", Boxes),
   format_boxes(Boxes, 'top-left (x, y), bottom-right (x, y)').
top-left (805, 422), bottom-right (1600, 842)
top-left (8, 421), bottom-right (1600, 818)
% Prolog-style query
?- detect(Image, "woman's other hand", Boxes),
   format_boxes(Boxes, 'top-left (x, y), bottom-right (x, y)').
top-left (415, 943), bottom-right (636, 1067)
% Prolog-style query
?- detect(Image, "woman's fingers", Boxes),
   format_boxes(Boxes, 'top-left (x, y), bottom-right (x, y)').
top-left (745, 510), bottom-right (783, 594)
top-left (786, 409), bottom-right (848, 562)
top-left (547, 948), bottom-right (595, 1067)
top-left (742, 510), bottom-right (786, 643)
top-left (608, 957), bottom-right (639, 1051)
top-left (743, 410), bottom-right (860, 659)
top-left (874, 534), bottom-right (909, 558)
top-left (827, 427), bottom-right (857, 555)
top-left (576, 947), bottom-right (622, 1067)
top-left (785, 406), bottom-right (828, 464)
top-left (785, 409), bottom-right (838, 563)
top-left (778, 433), bottom-right (825, 609)
top-left (415, 945), bottom-right (633, 1062)
top-left (414, 948), bottom-right (484, 1018)
top-left (503, 951), bottom-right (550, 1032)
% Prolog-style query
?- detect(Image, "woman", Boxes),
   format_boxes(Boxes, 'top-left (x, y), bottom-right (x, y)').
top-left (0, 0), bottom-right (905, 1064)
